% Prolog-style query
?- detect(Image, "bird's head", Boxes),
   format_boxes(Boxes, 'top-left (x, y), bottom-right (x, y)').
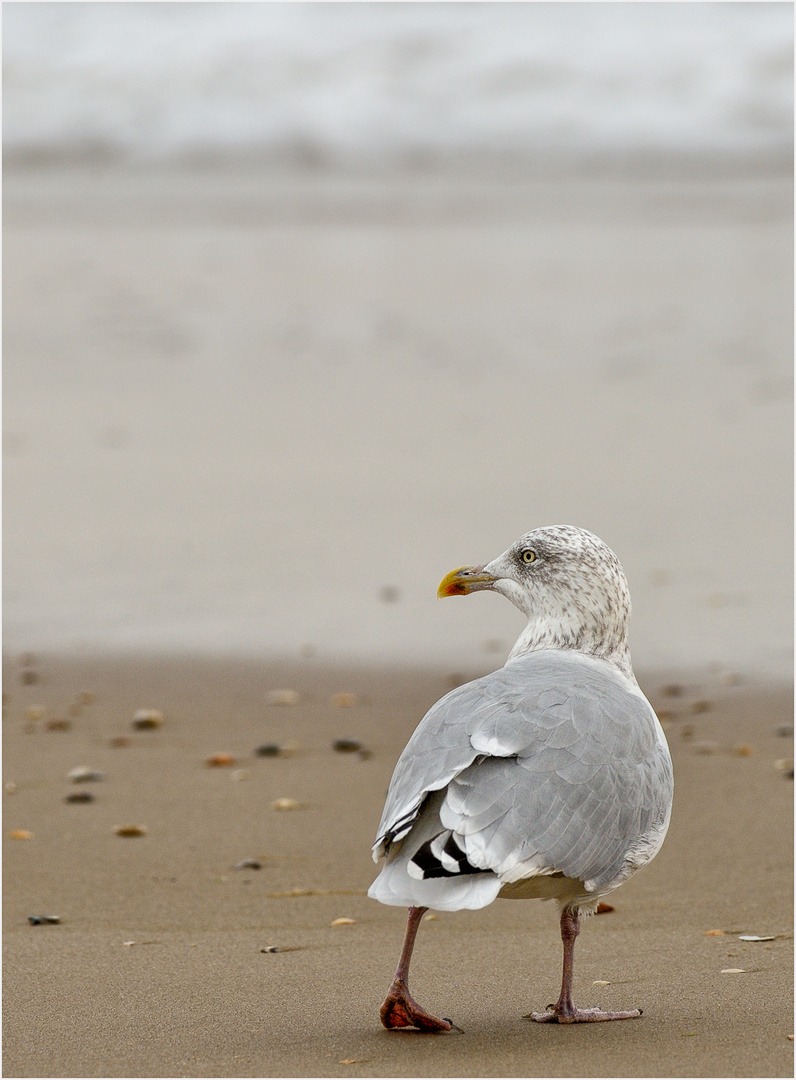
top-left (438, 525), bottom-right (634, 675)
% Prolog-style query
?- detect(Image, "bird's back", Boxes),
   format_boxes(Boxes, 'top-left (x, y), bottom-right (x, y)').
top-left (371, 651), bottom-right (672, 910)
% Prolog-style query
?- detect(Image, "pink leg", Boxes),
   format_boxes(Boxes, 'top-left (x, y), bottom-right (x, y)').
top-left (528, 906), bottom-right (642, 1023)
top-left (380, 907), bottom-right (456, 1032)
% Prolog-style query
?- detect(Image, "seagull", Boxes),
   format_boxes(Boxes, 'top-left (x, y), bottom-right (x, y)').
top-left (368, 525), bottom-right (673, 1030)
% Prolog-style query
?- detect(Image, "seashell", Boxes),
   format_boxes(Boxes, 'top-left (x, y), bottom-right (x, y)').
top-left (8, 829), bottom-right (33, 840)
top-left (738, 934), bottom-right (775, 942)
top-left (260, 945), bottom-right (281, 953)
top-left (592, 980), bottom-right (611, 986)
top-left (28, 915), bottom-right (60, 925)
top-left (235, 859), bottom-right (262, 871)
top-left (720, 968), bottom-right (746, 974)
top-left (65, 791), bottom-right (95, 803)
top-left (331, 917), bottom-right (356, 926)
top-left (267, 689), bottom-right (300, 707)
top-left (271, 797), bottom-right (301, 811)
top-left (113, 824), bottom-right (147, 837)
top-left (691, 741), bottom-right (719, 755)
top-left (68, 767), bottom-right (105, 782)
top-left (333, 739), bottom-right (363, 753)
top-left (132, 709), bottom-right (163, 730)
top-left (205, 753), bottom-right (235, 767)
top-left (330, 693), bottom-right (358, 708)
top-left (595, 902), bottom-right (614, 914)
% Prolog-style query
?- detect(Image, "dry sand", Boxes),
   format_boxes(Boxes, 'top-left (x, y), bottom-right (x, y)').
top-left (3, 652), bottom-right (792, 1078)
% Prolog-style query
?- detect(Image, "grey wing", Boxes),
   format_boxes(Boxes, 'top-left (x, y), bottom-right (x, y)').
top-left (442, 686), bottom-right (672, 890)
top-left (373, 653), bottom-right (673, 891)
top-left (372, 677), bottom-right (499, 854)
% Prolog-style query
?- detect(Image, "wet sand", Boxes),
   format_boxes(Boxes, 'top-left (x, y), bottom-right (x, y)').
top-left (3, 652), bottom-right (792, 1078)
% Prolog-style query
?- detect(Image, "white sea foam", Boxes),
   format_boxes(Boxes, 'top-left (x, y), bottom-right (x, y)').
top-left (4, 3), bottom-right (792, 165)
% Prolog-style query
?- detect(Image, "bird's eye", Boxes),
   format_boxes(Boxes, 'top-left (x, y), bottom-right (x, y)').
top-left (521, 549), bottom-right (537, 564)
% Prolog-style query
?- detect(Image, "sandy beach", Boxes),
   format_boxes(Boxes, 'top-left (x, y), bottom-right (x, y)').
top-left (2, 651), bottom-right (792, 1078)
top-left (3, 161), bottom-right (793, 1078)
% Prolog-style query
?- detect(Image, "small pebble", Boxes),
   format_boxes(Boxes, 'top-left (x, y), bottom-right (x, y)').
top-left (5, 782), bottom-right (17, 794)
top-left (235, 859), bottom-right (262, 871)
top-left (732, 744), bottom-right (754, 757)
top-left (24, 706), bottom-right (44, 722)
top-left (260, 946), bottom-right (281, 953)
top-left (8, 829), bottom-right (33, 840)
top-left (775, 725), bottom-right (793, 738)
top-left (132, 709), bottom-right (163, 730)
top-left (331, 917), bottom-right (356, 926)
top-left (330, 693), bottom-right (359, 708)
top-left (68, 767), bottom-right (105, 783)
top-left (595, 902), bottom-right (614, 914)
top-left (28, 915), bottom-right (60, 925)
top-left (774, 758), bottom-right (793, 773)
top-left (79, 691), bottom-right (96, 705)
top-left (592, 980), bottom-right (611, 986)
top-left (690, 699), bottom-right (712, 714)
top-left (333, 739), bottom-right (363, 754)
top-left (680, 724), bottom-right (695, 739)
top-left (704, 929), bottom-right (726, 936)
top-left (45, 718), bottom-right (71, 731)
top-left (109, 736), bottom-right (131, 748)
top-left (721, 968), bottom-right (746, 974)
top-left (661, 684), bottom-right (684, 698)
top-left (205, 753), bottom-right (235, 767)
top-left (20, 671), bottom-right (39, 685)
top-left (271, 797), bottom-right (301, 811)
top-left (267, 689), bottom-right (300, 707)
top-left (231, 769), bottom-right (248, 781)
top-left (255, 743), bottom-right (283, 757)
top-left (65, 791), bottom-right (95, 803)
top-left (113, 824), bottom-right (147, 837)
top-left (719, 672), bottom-right (742, 686)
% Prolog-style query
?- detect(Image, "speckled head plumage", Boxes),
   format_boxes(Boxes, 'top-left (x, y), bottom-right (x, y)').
top-left (438, 525), bottom-right (634, 678)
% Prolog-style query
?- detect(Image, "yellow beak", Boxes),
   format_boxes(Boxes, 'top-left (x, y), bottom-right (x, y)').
top-left (437, 565), bottom-right (498, 597)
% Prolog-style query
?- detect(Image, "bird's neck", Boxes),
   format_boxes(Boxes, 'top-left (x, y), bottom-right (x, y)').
top-left (507, 614), bottom-right (636, 683)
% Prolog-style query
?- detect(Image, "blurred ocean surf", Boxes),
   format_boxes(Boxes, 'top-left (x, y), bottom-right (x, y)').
top-left (4, 2), bottom-right (792, 173)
